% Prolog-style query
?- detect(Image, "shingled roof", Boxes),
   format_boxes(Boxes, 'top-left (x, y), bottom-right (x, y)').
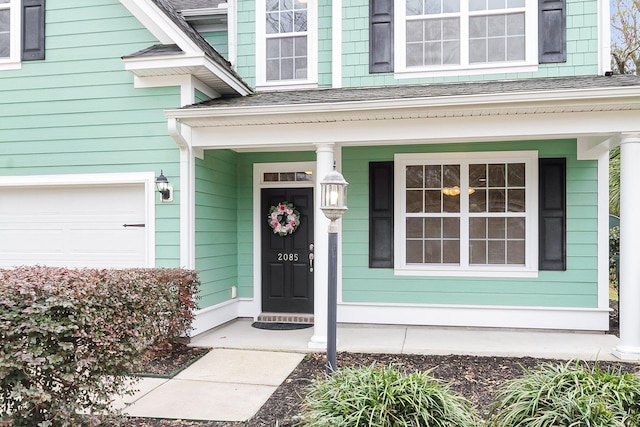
top-left (182, 74), bottom-right (640, 109)
top-left (147, 0), bottom-right (232, 71)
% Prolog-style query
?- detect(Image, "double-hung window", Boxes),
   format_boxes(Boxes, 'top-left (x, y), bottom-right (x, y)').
top-left (396, 0), bottom-right (537, 76)
top-left (395, 151), bottom-right (538, 277)
top-left (256, 0), bottom-right (317, 88)
top-left (0, 0), bottom-right (45, 70)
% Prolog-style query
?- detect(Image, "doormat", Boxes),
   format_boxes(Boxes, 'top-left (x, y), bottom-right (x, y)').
top-left (251, 321), bottom-right (313, 330)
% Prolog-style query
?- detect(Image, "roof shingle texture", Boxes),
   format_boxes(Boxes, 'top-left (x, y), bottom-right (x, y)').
top-left (184, 74), bottom-right (640, 109)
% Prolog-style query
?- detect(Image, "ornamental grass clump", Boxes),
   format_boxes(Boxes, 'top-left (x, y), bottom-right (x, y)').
top-left (297, 363), bottom-right (481, 427)
top-left (486, 361), bottom-right (640, 427)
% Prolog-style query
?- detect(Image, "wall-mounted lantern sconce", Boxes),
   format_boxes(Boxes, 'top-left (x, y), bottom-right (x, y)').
top-left (155, 170), bottom-right (173, 203)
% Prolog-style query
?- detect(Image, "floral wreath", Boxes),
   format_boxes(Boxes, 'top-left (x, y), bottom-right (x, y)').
top-left (268, 201), bottom-right (301, 236)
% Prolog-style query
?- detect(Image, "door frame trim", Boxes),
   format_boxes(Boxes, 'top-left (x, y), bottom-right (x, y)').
top-left (252, 162), bottom-right (316, 317)
top-left (0, 172), bottom-right (156, 267)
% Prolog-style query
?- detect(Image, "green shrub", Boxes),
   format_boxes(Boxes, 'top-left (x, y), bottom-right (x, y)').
top-left (297, 364), bottom-right (481, 427)
top-left (486, 361), bottom-right (640, 427)
top-left (610, 225), bottom-right (621, 288)
top-left (0, 266), bottom-right (199, 427)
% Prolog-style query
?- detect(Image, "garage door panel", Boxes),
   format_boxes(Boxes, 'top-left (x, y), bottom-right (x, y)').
top-left (0, 228), bottom-right (65, 251)
top-left (0, 184), bottom-right (148, 268)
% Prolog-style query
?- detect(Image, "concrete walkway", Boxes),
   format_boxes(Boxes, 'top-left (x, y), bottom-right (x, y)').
top-left (116, 319), bottom-right (627, 422)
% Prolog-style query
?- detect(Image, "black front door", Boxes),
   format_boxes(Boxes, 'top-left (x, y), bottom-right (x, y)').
top-left (261, 187), bottom-right (314, 313)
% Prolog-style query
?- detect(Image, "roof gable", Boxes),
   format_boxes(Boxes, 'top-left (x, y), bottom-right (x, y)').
top-left (120, 0), bottom-right (251, 97)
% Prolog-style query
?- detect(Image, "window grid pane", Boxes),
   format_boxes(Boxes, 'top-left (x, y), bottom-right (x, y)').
top-left (404, 159), bottom-right (528, 269)
top-left (406, 17), bottom-right (461, 66)
top-left (265, 0), bottom-right (307, 82)
top-left (469, 217), bottom-right (525, 265)
top-left (0, 9), bottom-right (9, 58)
top-left (266, 35), bottom-right (307, 81)
top-left (467, 162), bottom-right (526, 266)
top-left (406, 217), bottom-right (461, 264)
top-left (468, 12), bottom-right (525, 64)
top-left (406, 0), bottom-right (526, 68)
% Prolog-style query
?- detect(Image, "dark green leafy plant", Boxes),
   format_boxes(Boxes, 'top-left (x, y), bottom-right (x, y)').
top-left (297, 364), bottom-right (481, 427)
top-left (486, 361), bottom-right (640, 427)
top-left (0, 266), bottom-right (199, 427)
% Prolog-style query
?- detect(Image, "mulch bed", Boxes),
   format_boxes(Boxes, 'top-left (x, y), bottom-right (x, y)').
top-left (137, 345), bottom-right (210, 378)
top-left (116, 343), bottom-right (640, 427)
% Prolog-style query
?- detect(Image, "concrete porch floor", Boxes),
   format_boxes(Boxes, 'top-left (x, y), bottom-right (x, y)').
top-left (190, 318), bottom-right (623, 361)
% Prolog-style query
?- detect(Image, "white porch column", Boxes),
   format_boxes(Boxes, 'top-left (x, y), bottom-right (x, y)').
top-left (309, 143), bottom-right (335, 349)
top-left (614, 133), bottom-right (640, 360)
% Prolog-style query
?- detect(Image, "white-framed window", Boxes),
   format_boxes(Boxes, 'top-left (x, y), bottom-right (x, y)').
top-left (0, 0), bottom-right (20, 70)
top-left (256, 0), bottom-right (317, 89)
top-left (395, 0), bottom-right (537, 78)
top-left (394, 151), bottom-right (538, 277)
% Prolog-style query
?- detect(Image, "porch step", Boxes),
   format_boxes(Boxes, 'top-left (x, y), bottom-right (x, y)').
top-left (257, 313), bottom-right (314, 324)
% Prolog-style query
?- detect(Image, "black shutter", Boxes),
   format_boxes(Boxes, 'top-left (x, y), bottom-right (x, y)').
top-left (539, 0), bottom-right (566, 63)
top-left (539, 158), bottom-right (566, 271)
top-left (369, 0), bottom-right (393, 73)
top-left (369, 162), bottom-right (394, 268)
top-left (22, 0), bottom-right (45, 61)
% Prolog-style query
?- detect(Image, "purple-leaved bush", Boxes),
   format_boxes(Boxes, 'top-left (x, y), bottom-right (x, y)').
top-left (0, 266), bottom-right (200, 426)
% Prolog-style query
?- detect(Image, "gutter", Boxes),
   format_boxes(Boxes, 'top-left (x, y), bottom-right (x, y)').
top-left (165, 85), bottom-right (640, 122)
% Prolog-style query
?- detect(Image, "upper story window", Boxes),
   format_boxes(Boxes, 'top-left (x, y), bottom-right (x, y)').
top-left (0, 0), bottom-right (45, 71)
top-left (256, 0), bottom-right (317, 89)
top-left (395, 0), bottom-right (537, 77)
top-left (0, 0), bottom-right (18, 67)
top-left (395, 151), bottom-right (538, 277)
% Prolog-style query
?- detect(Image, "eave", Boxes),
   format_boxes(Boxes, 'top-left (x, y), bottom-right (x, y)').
top-left (165, 85), bottom-right (640, 127)
top-left (123, 53), bottom-right (252, 97)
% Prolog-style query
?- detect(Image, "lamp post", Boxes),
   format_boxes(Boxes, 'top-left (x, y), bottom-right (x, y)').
top-left (319, 165), bottom-right (348, 375)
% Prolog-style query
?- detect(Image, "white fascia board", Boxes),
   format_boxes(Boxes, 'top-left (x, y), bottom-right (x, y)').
top-left (181, 7), bottom-right (227, 17)
top-left (165, 86), bottom-right (640, 123)
top-left (120, 0), bottom-right (201, 54)
top-left (186, 110), bottom-right (640, 149)
top-left (124, 54), bottom-right (252, 96)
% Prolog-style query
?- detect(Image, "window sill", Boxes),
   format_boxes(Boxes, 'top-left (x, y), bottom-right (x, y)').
top-left (255, 81), bottom-right (318, 92)
top-left (393, 63), bottom-right (539, 80)
top-left (394, 268), bottom-right (539, 279)
top-left (0, 60), bottom-right (22, 71)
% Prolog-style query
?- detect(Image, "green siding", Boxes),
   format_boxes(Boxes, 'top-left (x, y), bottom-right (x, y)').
top-left (318, 0), bottom-right (333, 86)
top-left (195, 89), bottom-right (211, 103)
top-left (195, 150), bottom-right (239, 308)
top-left (236, 0), bottom-right (256, 87)
top-left (202, 31), bottom-right (229, 58)
top-left (0, 0), bottom-right (182, 267)
top-left (341, 139), bottom-right (599, 308)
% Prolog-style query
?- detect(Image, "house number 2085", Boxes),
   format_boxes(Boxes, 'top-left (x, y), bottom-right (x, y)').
top-left (277, 253), bottom-right (299, 262)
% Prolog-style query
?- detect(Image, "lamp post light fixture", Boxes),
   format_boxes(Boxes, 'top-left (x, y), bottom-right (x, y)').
top-left (319, 164), bottom-right (348, 375)
top-left (155, 170), bottom-right (173, 203)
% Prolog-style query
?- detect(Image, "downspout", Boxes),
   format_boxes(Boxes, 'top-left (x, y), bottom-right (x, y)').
top-left (168, 118), bottom-right (196, 269)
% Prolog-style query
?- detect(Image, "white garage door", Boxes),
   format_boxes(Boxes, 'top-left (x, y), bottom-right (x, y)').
top-left (0, 184), bottom-right (148, 268)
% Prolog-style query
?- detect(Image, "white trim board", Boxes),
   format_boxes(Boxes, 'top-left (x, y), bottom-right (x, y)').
top-left (338, 303), bottom-right (610, 331)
